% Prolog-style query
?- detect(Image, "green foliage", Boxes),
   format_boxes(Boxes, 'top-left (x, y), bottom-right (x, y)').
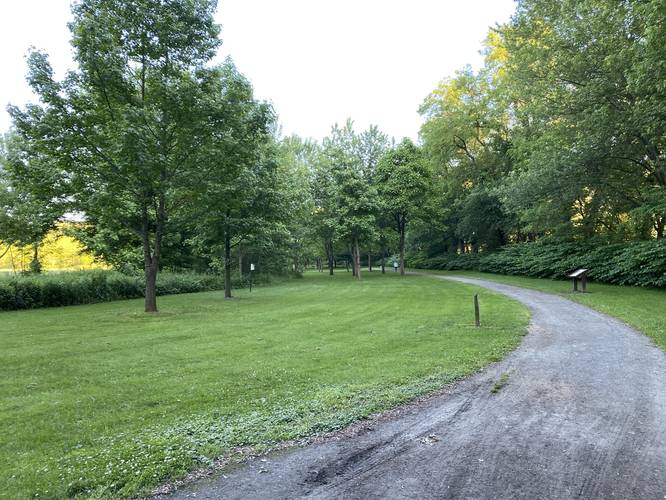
top-left (410, 239), bottom-right (666, 287)
top-left (0, 133), bottom-right (67, 271)
top-left (323, 121), bottom-right (380, 245)
top-left (375, 138), bottom-right (431, 272)
top-left (8, 0), bottom-right (273, 311)
top-left (274, 136), bottom-right (319, 271)
top-left (304, 120), bottom-right (393, 277)
top-left (0, 271), bottom-right (231, 311)
top-left (409, 253), bottom-right (482, 272)
top-left (417, 0), bottom-right (666, 257)
top-left (376, 139), bottom-right (430, 223)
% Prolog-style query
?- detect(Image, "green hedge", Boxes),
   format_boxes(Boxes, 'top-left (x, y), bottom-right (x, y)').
top-left (409, 239), bottom-right (666, 288)
top-left (0, 271), bottom-right (230, 311)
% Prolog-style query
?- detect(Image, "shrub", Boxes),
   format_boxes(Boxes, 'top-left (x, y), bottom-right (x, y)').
top-left (0, 271), bottom-right (228, 312)
top-left (0, 282), bottom-right (14, 310)
top-left (408, 239), bottom-right (666, 288)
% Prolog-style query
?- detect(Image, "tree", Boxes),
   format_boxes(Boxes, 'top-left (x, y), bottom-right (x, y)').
top-left (186, 63), bottom-right (276, 299)
top-left (311, 153), bottom-right (339, 275)
top-left (503, 0), bottom-right (666, 238)
top-left (356, 125), bottom-right (391, 271)
top-left (332, 163), bottom-right (377, 280)
top-left (412, 0), bottom-right (666, 266)
top-left (322, 121), bottom-right (379, 280)
top-left (357, 125), bottom-right (392, 181)
top-left (418, 33), bottom-right (519, 249)
top-left (457, 188), bottom-right (508, 251)
top-left (376, 139), bottom-right (430, 274)
top-left (10, 0), bottom-right (224, 311)
top-left (277, 135), bottom-right (319, 273)
top-left (0, 133), bottom-right (66, 272)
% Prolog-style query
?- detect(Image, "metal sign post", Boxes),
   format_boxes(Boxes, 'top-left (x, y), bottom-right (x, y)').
top-left (250, 263), bottom-right (255, 292)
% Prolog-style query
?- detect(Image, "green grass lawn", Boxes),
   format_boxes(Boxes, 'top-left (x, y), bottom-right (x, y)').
top-left (416, 270), bottom-right (666, 352)
top-left (1, 272), bottom-right (528, 499)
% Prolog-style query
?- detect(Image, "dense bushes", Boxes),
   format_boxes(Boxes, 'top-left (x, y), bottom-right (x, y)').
top-left (0, 271), bottom-right (229, 311)
top-left (409, 239), bottom-right (666, 288)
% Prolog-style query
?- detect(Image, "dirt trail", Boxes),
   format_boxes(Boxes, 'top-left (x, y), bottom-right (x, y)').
top-left (164, 275), bottom-right (666, 499)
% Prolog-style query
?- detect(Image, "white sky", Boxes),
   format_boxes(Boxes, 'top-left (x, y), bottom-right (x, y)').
top-left (0, 0), bottom-right (516, 142)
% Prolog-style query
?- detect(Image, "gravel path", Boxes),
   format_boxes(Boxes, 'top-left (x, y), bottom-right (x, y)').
top-left (165, 275), bottom-right (666, 499)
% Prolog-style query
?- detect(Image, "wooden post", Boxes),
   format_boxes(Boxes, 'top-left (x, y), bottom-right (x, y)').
top-left (474, 294), bottom-right (480, 327)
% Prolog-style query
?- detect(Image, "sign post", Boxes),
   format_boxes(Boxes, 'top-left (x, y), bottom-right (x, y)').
top-left (250, 263), bottom-right (255, 292)
top-left (393, 261), bottom-right (398, 272)
top-left (567, 268), bottom-right (588, 293)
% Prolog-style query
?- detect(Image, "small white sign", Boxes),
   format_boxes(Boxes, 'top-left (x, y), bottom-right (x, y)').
top-left (250, 263), bottom-right (255, 271)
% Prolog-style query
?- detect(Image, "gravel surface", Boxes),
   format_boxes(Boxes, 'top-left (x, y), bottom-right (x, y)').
top-left (163, 275), bottom-right (666, 500)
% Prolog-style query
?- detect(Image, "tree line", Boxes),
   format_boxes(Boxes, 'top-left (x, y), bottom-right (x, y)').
top-left (2, 0), bottom-right (665, 312)
top-left (0, 0), bottom-right (434, 312)
top-left (416, 0), bottom-right (665, 260)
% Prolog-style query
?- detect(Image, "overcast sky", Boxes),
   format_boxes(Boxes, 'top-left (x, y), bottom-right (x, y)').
top-left (0, 0), bottom-right (515, 142)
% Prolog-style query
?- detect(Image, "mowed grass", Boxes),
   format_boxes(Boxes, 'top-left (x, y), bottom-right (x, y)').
top-left (1, 271), bottom-right (528, 499)
top-left (418, 270), bottom-right (666, 352)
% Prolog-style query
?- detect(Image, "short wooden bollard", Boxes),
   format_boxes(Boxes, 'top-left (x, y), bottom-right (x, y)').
top-left (474, 294), bottom-right (480, 327)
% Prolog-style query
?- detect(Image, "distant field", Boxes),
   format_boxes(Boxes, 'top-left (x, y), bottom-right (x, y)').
top-left (417, 270), bottom-right (666, 352)
top-left (0, 271), bottom-right (528, 498)
top-left (0, 225), bottom-right (106, 273)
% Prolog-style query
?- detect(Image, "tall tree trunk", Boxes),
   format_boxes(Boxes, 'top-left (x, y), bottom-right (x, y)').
top-left (30, 242), bottom-right (41, 274)
top-left (224, 227), bottom-right (232, 299)
top-left (354, 238), bottom-right (361, 280)
top-left (368, 253), bottom-right (372, 272)
top-left (399, 218), bottom-right (406, 276)
top-left (238, 245), bottom-right (243, 279)
top-left (327, 241), bottom-right (334, 275)
top-left (142, 199), bottom-right (164, 313)
top-left (381, 247), bottom-right (386, 274)
top-left (144, 261), bottom-right (158, 312)
top-left (9, 246), bottom-right (16, 274)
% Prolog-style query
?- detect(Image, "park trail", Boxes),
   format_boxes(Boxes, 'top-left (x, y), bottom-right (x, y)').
top-left (162, 275), bottom-right (666, 500)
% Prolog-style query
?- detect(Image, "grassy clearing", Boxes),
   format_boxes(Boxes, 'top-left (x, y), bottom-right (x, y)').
top-left (416, 270), bottom-right (666, 352)
top-left (1, 271), bottom-right (528, 499)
